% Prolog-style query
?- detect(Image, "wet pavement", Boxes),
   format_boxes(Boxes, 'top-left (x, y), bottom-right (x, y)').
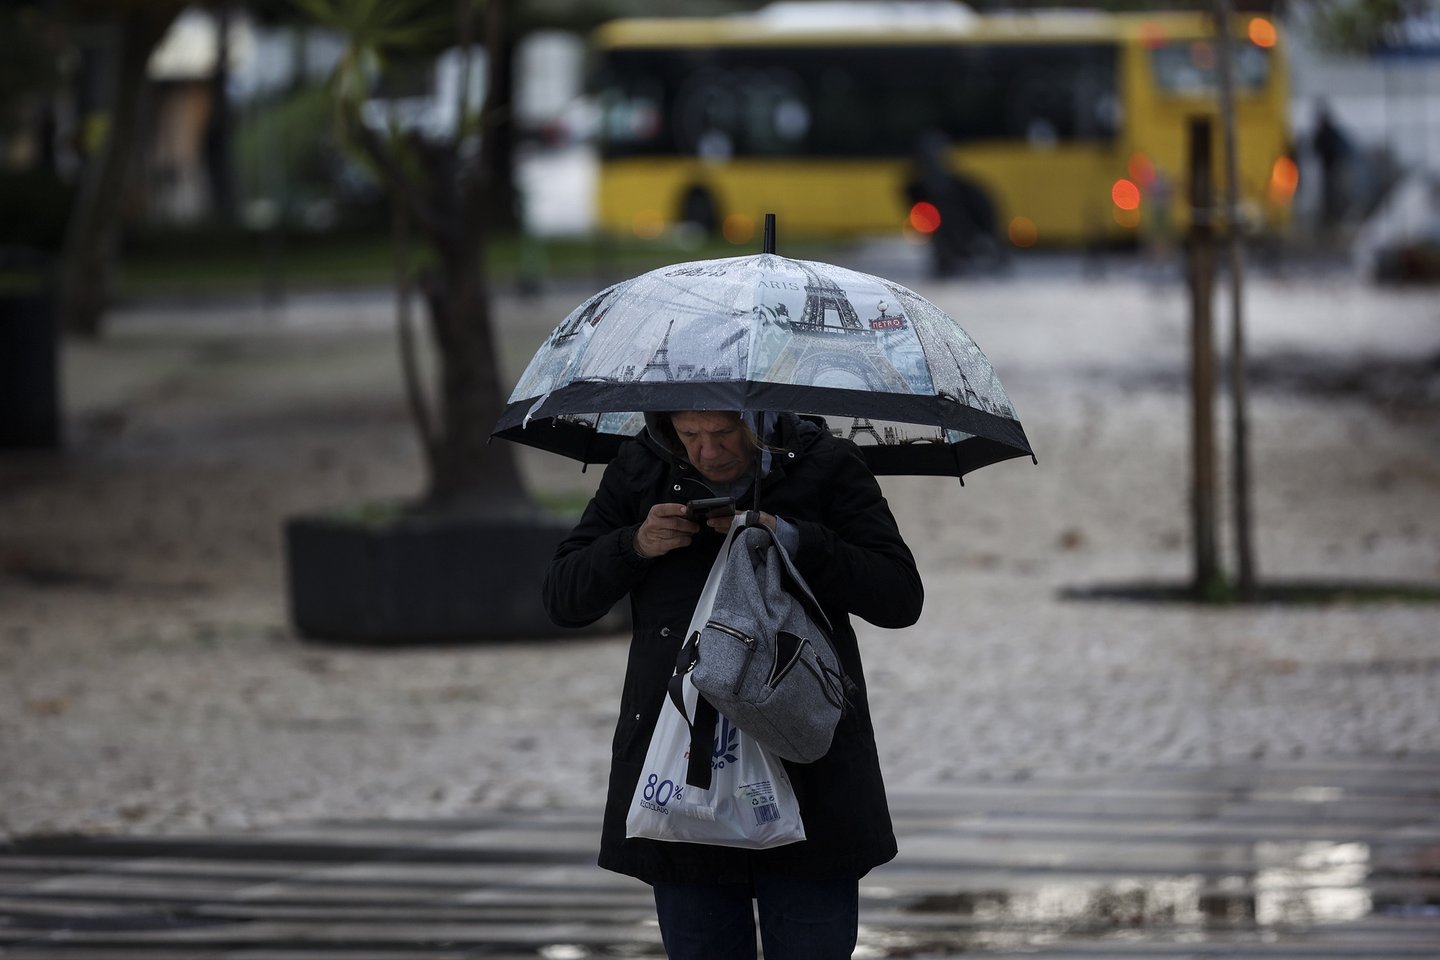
top-left (2, 754), bottom-right (1438, 958)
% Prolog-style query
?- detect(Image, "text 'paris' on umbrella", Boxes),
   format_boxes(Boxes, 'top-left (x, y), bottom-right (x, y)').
top-left (493, 215), bottom-right (1033, 480)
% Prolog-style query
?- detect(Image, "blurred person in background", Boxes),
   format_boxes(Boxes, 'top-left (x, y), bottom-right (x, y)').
top-left (906, 130), bottom-right (1005, 276)
top-left (1311, 100), bottom-right (1353, 231)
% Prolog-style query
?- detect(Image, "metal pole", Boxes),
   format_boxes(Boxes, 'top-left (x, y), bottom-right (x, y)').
top-left (1187, 116), bottom-right (1224, 600)
top-left (763, 212), bottom-right (776, 254)
top-left (1213, 0), bottom-right (1257, 600)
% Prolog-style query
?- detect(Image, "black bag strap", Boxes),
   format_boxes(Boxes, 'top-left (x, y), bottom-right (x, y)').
top-left (657, 517), bottom-right (758, 794)
top-left (668, 632), bottom-right (716, 791)
top-left (687, 693), bottom-right (718, 791)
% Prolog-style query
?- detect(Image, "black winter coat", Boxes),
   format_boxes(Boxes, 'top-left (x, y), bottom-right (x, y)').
top-left (542, 415), bottom-right (923, 885)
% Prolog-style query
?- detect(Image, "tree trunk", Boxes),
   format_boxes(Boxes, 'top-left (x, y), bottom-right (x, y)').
top-left (1213, 0), bottom-right (1258, 601)
top-left (57, 5), bottom-right (179, 338)
top-left (415, 0), bottom-right (530, 517)
top-left (421, 249), bottom-right (531, 516)
top-left (392, 188), bottom-right (439, 480)
top-left (482, 2), bottom-right (520, 233)
top-left (204, 2), bottom-right (236, 223)
top-left (1187, 116), bottom-right (1225, 601)
top-left (56, 4), bottom-right (181, 338)
top-left (338, 0), bottom-right (531, 517)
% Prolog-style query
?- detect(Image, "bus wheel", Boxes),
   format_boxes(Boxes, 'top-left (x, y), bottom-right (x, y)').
top-left (680, 187), bottom-right (719, 236)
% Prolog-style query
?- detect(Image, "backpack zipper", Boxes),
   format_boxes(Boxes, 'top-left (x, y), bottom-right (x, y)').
top-left (705, 621), bottom-right (756, 695)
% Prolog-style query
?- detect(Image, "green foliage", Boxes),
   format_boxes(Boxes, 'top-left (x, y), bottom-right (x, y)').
top-left (119, 226), bottom-right (401, 296)
top-left (289, 0), bottom-right (460, 98)
top-left (114, 228), bottom-right (849, 298)
top-left (286, 0), bottom-right (488, 196)
top-left (235, 84), bottom-right (358, 212)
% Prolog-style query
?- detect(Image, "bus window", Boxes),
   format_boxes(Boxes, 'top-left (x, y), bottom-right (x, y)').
top-left (600, 43), bottom-right (1120, 159)
top-left (673, 65), bottom-right (810, 157)
top-left (994, 45), bottom-right (1118, 143)
top-left (597, 54), bottom-right (671, 156)
top-left (1150, 40), bottom-right (1270, 94)
top-left (674, 67), bottom-right (736, 157)
top-left (811, 63), bottom-right (866, 154)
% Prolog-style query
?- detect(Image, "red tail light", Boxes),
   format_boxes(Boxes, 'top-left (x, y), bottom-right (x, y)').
top-left (1267, 155), bottom-right (1299, 205)
top-left (1249, 17), bottom-right (1277, 49)
top-left (908, 202), bottom-right (942, 234)
top-left (1111, 179), bottom-right (1142, 211)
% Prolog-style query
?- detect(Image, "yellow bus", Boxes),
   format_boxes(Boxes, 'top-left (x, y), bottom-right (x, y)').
top-left (590, 6), bottom-right (1296, 257)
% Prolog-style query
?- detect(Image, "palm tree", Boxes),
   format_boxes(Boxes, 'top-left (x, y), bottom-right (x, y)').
top-left (293, 0), bottom-right (531, 516)
top-left (280, 0), bottom-right (603, 642)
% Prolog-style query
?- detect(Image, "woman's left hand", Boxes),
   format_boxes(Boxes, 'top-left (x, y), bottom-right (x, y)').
top-left (708, 511), bottom-right (777, 535)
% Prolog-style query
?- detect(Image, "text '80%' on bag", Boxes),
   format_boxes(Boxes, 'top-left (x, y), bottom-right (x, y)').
top-left (687, 517), bottom-right (853, 764)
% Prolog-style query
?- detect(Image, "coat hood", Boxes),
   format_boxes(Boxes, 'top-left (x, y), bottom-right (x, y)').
top-left (640, 411), bottom-right (829, 475)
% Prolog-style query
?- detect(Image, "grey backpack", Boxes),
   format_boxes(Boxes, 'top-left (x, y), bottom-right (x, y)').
top-left (684, 519), bottom-right (851, 764)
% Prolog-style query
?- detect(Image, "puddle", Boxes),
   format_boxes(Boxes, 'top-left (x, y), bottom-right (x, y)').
top-left (1254, 841), bottom-right (1371, 926)
top-left (879, 838), bottom-right (1431, 952)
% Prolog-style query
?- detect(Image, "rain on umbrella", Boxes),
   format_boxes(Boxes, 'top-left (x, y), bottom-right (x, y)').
top-left (493, 244), bottom-right (1032, 479)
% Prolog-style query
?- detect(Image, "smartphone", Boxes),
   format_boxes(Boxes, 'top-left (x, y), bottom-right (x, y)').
top-left (685, 496), bottom-right (736, 521)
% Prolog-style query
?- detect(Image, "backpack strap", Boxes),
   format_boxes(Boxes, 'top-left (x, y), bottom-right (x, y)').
top-left (740, 522), bottom-right (854, 715)
top-left (742, 521), bottom-right (834, 637)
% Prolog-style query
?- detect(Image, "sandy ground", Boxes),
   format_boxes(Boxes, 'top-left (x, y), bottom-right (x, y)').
top-left (2, 254), bottom-right (1439, 840)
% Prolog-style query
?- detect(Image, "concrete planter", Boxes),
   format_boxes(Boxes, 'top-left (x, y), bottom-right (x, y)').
top-left (0, 292), bottom-right (60, 449)
top-left (285, 509), bottom-right (626, 643)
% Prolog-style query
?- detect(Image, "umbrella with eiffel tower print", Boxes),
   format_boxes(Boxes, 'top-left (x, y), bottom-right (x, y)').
top-left (492, 228), bottom-right (1032, 479)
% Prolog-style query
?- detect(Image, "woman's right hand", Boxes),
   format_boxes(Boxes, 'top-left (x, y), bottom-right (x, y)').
top-left (633, 503), bottom-right (700, 559)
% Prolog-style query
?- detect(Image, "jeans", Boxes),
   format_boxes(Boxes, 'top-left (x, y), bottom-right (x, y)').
top-left (652, 874), bottom-right (859, 959)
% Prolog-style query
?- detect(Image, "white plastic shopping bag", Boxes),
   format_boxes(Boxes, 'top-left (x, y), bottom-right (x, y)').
top-left (625, 670), bottom-right (805, 848)
top-left (625, 517), bottom-right (806, 849)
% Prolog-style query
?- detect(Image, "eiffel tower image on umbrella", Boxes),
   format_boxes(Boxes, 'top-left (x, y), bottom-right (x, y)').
top-left (794, 262), bottom-right (864, 333)
top-left (756, 265), bottom-right (913, 393)
top-left (638, 319), bottom-right (675, 381)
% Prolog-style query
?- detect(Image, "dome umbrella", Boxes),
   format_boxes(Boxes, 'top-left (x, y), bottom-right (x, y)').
top-left (493, 223), bottom-right (1032, 480)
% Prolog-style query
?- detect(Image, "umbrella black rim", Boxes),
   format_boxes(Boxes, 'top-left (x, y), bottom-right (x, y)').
top-left (492, 384), bottom-right (1034, 479)
top-left (499, 381), bottom-right (1023, 437)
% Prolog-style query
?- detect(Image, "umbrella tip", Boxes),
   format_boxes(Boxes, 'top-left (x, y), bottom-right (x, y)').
top-left (762, 213), bottom-right (776, 255)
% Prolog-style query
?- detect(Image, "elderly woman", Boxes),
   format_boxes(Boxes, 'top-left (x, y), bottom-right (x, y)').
top-left (543, 409), bottom-right (923, 960)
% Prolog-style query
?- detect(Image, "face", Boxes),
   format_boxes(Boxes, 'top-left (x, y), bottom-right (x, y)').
top-left (670, 411), bottom-right (755, 485)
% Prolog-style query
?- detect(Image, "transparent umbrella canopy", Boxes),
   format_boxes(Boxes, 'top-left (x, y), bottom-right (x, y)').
top-left (493, 233), bottom-right (1032, 479)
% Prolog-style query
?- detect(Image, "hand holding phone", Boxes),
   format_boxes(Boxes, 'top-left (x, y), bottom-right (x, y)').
top-left (685, 496), bottom-right (736, 521)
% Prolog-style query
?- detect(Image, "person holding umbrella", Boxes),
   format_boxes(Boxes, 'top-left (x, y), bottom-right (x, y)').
top-left (502, 227), bottom-right (1030, 955)
top-left (543, 406), bottom-right (923, 959)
